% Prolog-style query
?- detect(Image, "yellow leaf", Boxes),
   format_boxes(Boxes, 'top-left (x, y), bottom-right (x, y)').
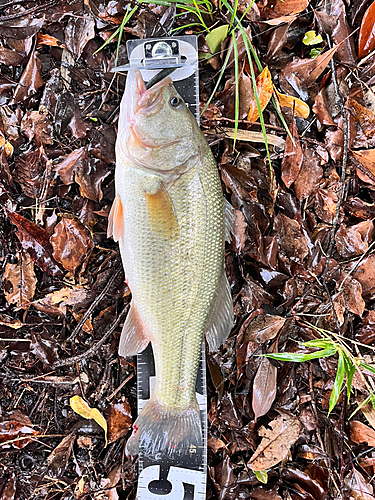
top-left (4, 141), bottom-right (13, 157)
top-left (70, 395), bottom-right (107, 447)
top-left (275, 89), bottom-right (310, 119)
top-left (248, 67), bottom-right (273, 122)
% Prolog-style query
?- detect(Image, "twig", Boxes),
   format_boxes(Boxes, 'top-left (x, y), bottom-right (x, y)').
top-left (0, 1), bottom-right (58, 22)
top-left (106, 372), bottom-right (134, 402)
top-left (53, 305), bottom-right (129, 369)
top-left (67, 265), bottom-right (122, 342)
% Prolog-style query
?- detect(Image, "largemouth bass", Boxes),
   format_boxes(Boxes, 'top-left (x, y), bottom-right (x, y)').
top-left (108, 70), bottom-right (233, 458)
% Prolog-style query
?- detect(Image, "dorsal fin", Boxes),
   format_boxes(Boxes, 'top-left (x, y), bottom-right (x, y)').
top-left (107, 194), bottom-right (124, 242)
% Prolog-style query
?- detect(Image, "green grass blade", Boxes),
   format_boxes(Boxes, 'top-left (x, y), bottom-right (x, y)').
top-left (232, 32), bottom-right (239, 148)
top-left (361, 362), bottom-right (375, 375)
top-left (200, 42), bottom-right (233, 116)
top-left (304, 340), bottom-right (336, 349)
top-left (342, 350), bottom-right (355, 404)
top-left (328, 351), bottom-right (345, 414)
top-left (265, 348), bottom-right (336, 363)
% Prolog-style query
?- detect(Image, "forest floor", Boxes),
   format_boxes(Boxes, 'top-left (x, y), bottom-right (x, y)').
top-left (1, 0), bottom-right (375, 498)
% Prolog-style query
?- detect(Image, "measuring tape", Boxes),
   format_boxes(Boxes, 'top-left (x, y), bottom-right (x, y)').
top-left (114, 36), bottom-right (207, 500)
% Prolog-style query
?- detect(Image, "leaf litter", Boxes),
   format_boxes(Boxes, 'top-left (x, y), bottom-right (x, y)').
top-left (1, 0), bottom-right (375, 498)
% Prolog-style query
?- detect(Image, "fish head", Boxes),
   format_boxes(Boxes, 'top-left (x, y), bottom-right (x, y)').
top-left (118, 71), bottom-right (200, 179)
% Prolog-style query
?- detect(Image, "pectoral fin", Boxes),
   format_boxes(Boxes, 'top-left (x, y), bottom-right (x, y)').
top-left (144, 183), bottom-right (178, 237)
top-left (107, 194), bottom-right (124, 242)
top-left (119, 301), bottom-right (150, 357)
top-left (205, 271), bottom-right (234, 352)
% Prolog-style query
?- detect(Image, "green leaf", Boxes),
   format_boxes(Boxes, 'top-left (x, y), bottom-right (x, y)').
top-left (303, 339), bottom-right (335, 349)
top-left (342, 351), bottom-right (355, 403)
top-left (370, 392), bottom-right (375, 410)
top-left (265, 348), bottom-right (336, 363)
top-left (360, 362), bottom-right (375, 375)
top-left (254, 469), bottom-right (268, 484)
top-left (328, 352), bottom-right (345, 414)
top-left (206, 25), bottom-right (229, 54)
top-left (310, 48), bottom-right (322, 58)
top-left (303, 30), bottom-right (323, 46)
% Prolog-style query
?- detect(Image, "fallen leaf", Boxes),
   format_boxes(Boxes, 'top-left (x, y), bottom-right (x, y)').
top-left (345, 469), bottom-right (374, 500)
top-left (0, 410), bottom-right (38, 449)
top-left (352, 149), bottom-right (375, 186)
top-left (263, 0), bottom-right (309, 18)
top-left (335, 220), bottom-right (373, 258)
top-left (50, 218), bottom-right (94, 273)
top-left (54, 147), bottom-right (87, 185)
top-left (348, 99), bottom-right (375, 146)
top-left (2, 252), bottom-right (36, 308)
top-left (252, 345), bottom-right (278, 420)
top-left (231, 209), bottom-right (247, 253)
top-left (249, 413), bottom-right (302, 470)
top-left (281, 118), bottom-right (303, 188)
top-left (313, 89), bottom-right (336, 126)
top-left (70, 396), bottom-right (107, 446)
top-left (208, 128), bottom-right (285, 148)
top-left (5, 209), bottom-right (64, 276)
top-left (274, 213), bottom-right (309, 264)
top-left (303, 30), bottom-right (323, 46)
top-left (356, 310), bottom-right (375, 345)
top-left (354, 254), bottom-right (375, 296)
top-left (314, 189), bottom-right (338, 223)
top-left (294, 144), bottom-right (323, 200)
top-left (241, 313), bottom-right (286, 344)
top-left (0, 315), bottom-right (24, 329)
top-left (30, 333), bottom-right (58, 367)
top-left (37, 33), bottom-right (65, 49)
top-left (275, 90), bottom-right (310, 119)
top-left (247, 67), bottom-right (273, 122)
top-left (105, 397), bottom-right (132, 444)
top-left (31, 285), bottom-right (93, 316)
top-left (0, 46), bottom-right (24, 66)
top-left (342, 277), bottom-right (365, 317)
top-left (13, 146), bottom-right (48, 198)
top-left (349, 421), bottom-right (375, 446)
top-left (0, 16), bottom-right (44, 40)
top-left (21, 110), bottom-right (54, 146)
top-left (0, 474), bottom-right (16, 500)
top-left (75, 158), bottom-right (110, 202)
top-left (358, 0), bottom-right (375, 59)
top-left (13, 50), bottom-right (44, 103)
top-left (65, 15), bottom-right (96, 60)
top-left (47, 432), bottom-right (76, 478)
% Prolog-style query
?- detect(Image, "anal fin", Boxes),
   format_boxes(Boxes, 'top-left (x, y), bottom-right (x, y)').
top-left (119, 301), bottom-right (150, 357)
top-left (107, 194), bottom-right (124, 242)
top-left (205, 271), bottom-right (234, 352)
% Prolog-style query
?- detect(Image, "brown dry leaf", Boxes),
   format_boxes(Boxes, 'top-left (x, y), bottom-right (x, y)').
top-left (50, 218), bottom-right (94, 273)
top-left (0, 314), bottom-right (24, 329)
top-left (105, 397), bottom-right (132, 444)
top-left (275, 90), bottom-right (310, 119)
top-left (352, 149), bottom-right (375, 186)
top-left (263, 0), bottom-right (309, 18)
top-left (0, 410), bottom-right (38, 449)
top-left (249, 413), bottom-right (302, 470)
top-left (13, 147), bottom-right (47, 199)
top-left (314, 189), bottom-right (338, 224)
top-left (354, 254), bottom-right (375, 296)
top-left (212, 128), bottom-right (285, 148)
top-left (47, 432), bottom-right (76, 478)
top-left (247, 67), bottom-right (273, 122)
top-left (21, 110), bottom-right (53, 146)
top-left (294, 144), bottom-right (323, 201)
top-left (345, 469), bottom-right (374, 500)
top-left (349, 421), bottom-right (375, 446)
top-left (281, 118), bottom-right (303, 188)
top-left (31, 285), bottom-right (92, 316)
top-left (55, 147), bottom-right (87, 185)
top-left (13, 50), bottom-right (44, 103)
top-left (273, 213), bottom-right (309, 264)
top-left (37, 32), bottom-right (65, 49)
top-left (241, 313), bottom-right (286, 344)
top-left (335, 220), bottom-right (373, 258)
top-left (232, 209), bottom-right (247, 253)
top-left (342, 277), bottom-right (365, 317)
top-left (2, 252), bottom-right (36, 308)
top-left (5, 209), bottom-right (64, 276)
top-left (358, 0), bottom-right (375, 59)
top-left (70, 396), bottom-right (107, 446)
top-left (252, 343), bottom-right (278, 420)
top-left (313, 89), bottom-right (336, 126)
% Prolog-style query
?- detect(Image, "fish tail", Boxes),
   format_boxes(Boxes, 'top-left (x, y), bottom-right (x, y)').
top-left (125, 396), bottom-right (202, 459)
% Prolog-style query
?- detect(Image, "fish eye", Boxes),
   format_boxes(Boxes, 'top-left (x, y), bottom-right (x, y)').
top-left (170, 96), bottom-right (183, 109)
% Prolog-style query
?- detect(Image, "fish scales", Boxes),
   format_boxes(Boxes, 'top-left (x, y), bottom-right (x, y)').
top-left (109, 70), bottom-right (233, 458)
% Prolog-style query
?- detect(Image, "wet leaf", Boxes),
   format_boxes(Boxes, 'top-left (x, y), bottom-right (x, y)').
top-left (358, 0), bottom-right (375, 59)
top-left (345, 469), bottom-right (374, 500)
top-left (75, 158), bottom-right (110, 202)
top-left (47, 432), bottom-right (75, 478)
top-left (354, 254), bottom-right (375, 296)
top-left (30, 332), bottom-right (58, 367)
top-left (13, 147), bottom-right (47, 199)
top-left (247, 67), bottom-right (273, 122)
top-left (263, 0), bottom-right (309, 18)
top-left (5, 210), bottom-right (64, 276)
top-left (105, 397), bottom-right (132, 444)
top-left (349, 420), bottom-right (375, 446)
top-left (281, 118), bottom-right (303, 188)
top-left (54, 147), bottom-right (87, 185)
top-left (231, 209), bottom-right (247, 252)
top-left (0, 17), bottom-right (44, 40)
top-left (20, 111), bottom-right (53, 146)
top-left (241, 313), bottom-right (286, 344)
top-left (70, 396), bottom-right (107, 446)
top-left (275, 90), bottom-right (310, 119)
top-left (313, 89), bottom-right (336, 126)
top-left (0, 315), bottom-right (24, 329)
top-left (2, 252), bottom-right (36, 308)
top-left (249, 413), bottom-right (302, 470)
top-left (294, 144), bottom-right (323, 200)
top-left (0, 474), bottom-right (16, 500)
top-left (342, 277), bottom-right (365, 317)
top-left (65, 15), bottom-right (95, 60)
top-left (252, 351), bottom-right (277, 420)
top-left (13, 50), bottom-right (44, 103)
top-left (335, 220), bottom-right (373, 258)
top-left (352, 149), bottom-right (375, 186)
top-left (50, 218), bottom-right (94, 273)
top-left (274, 213), bottom-right (309, 264)
top-left (0, 410), bottom-right (38, 449)
top-left (36, 33), bottom-right (65, 49)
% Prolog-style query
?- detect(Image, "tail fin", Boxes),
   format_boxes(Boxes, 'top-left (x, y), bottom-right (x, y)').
top-left (125, 396), bottom-right (202, 459)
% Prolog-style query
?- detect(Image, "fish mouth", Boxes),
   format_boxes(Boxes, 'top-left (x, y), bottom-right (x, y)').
top-left (134, 70), bottom-right (173, 114)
